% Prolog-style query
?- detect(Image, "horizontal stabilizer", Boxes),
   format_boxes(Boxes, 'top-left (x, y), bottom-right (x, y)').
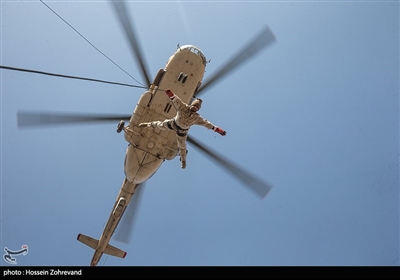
top-left (104, 243), bottom-right (127, 258)
top-left (77, 234), bottom-right (98, 250)
top-left (77, 233), bottom-right (127, 258)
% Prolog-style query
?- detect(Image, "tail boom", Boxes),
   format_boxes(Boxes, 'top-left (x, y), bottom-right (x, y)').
top-left (77, 233), bottom-right (127, 266)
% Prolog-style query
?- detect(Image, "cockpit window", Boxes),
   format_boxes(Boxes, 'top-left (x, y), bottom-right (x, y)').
top-left (181, 45), bottom-right (207, 65)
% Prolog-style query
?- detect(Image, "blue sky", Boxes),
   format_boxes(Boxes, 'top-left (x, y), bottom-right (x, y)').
top-left (1, 0), bottom-right (399, 266)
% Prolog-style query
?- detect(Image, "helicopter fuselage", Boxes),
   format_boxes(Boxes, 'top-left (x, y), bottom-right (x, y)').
top-left (77, 45), bottom-right (207, 266)
top-left (123, 44), bottom-right (207, 183)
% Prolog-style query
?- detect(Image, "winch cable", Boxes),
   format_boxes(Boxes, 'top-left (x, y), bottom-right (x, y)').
top-left (39, 0), bottom-right (144, 87)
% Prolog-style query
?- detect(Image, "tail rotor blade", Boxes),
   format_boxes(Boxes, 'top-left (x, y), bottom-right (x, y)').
top-left (187, 135), bottom-right (273, 199)
top-left (17, 111), bottom-right (131, 128)
top-left (196, 26), bottom-right (276, 96)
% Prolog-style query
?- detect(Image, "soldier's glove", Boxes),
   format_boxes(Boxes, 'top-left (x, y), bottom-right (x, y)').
top-left (165, 88), bottom-right (174, 98)
top-left (214, 127), bottom-right (227, 136)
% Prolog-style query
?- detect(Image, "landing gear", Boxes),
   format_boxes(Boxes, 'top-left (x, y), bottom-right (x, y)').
top-left (116, 120), bottom-right (125, 133)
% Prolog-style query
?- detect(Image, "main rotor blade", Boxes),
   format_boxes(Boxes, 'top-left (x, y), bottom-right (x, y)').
top-left (111, 1), bottom-right (151, 88)
top-left (114, 183), bottom-right (144, 244)
top-left (17, 111), bottom-right (131, 128)
top-left (196, 26), bottom-right (276, 96)
top-left (0, 65), bottom-right (145, 89)
top-left (187, 135), bottom-right (273, 199)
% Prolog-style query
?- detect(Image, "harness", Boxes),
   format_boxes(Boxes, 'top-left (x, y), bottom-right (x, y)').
top-left (167, 120), bottom-right (188, 137)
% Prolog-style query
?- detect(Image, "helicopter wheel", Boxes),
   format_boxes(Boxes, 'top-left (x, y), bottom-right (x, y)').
top-left (116, 120), bottom-right (125, 133)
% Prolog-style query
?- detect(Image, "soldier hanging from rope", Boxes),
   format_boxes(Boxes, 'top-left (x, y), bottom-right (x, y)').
top-left (139, 88), bottom-right (227, 169)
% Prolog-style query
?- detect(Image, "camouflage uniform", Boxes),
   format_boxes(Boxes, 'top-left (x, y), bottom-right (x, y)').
top-left (141, 94), bottom-right (216, 167)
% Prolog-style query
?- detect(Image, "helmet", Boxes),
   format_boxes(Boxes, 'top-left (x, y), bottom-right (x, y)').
top-left (191, 98), bottom-right (202, 110)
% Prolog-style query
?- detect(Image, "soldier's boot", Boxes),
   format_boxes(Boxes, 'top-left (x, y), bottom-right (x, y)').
top-left (179, 149), bottom-right (187, 169)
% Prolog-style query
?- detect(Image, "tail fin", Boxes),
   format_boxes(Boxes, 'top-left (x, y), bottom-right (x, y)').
top-left (77, 234), bottom-right (127, 258)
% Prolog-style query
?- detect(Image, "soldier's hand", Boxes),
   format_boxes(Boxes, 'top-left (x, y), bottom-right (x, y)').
top-left (165, 88), bottom-right (174, 98)
top-left (214, 127), bottom-right (227, 136)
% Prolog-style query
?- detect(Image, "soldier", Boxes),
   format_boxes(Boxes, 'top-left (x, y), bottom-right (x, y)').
top-left (139, 88), bottom-right (226, 169)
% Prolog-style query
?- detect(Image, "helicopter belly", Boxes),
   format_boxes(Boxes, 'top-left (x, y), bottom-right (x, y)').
top-left (124, 144), bottom-right (163, 184)
top-left (120, 47), bottom-right (207, 185)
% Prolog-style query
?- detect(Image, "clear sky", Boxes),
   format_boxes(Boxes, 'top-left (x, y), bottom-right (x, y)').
top-left (1, 0), bottom-right (399, 267)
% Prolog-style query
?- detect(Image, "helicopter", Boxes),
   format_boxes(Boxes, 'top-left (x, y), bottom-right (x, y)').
top-left (3, 1), bottom-right (276, 266)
